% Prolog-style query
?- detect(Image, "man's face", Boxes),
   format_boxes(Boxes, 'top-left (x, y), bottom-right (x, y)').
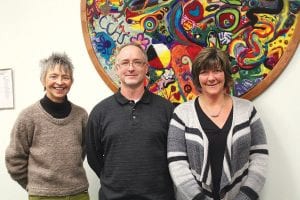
top-left (116, 45), bottom-right (148, 89)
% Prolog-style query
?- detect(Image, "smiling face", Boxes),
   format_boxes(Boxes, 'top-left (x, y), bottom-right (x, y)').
top-left (116, 45), bottom-right (148, 90)
top-left (192, 47), bottom-right (233, 94)
top-left (199, 68), bottom-right (225, 96)
top-left (42, 64), bottom-right (73, 103)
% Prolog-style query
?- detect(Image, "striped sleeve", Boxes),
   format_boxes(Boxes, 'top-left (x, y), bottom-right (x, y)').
top-left (235, 107), bottom-right (269, 200)
top-left (168, 112), bottom-right (209, 200)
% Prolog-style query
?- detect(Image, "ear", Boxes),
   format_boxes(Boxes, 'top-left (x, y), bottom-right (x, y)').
top-left (145, 63), bottom-right (149, 74)
top-left (114, 64), bottom-right (119, 72)
top-left (41, 80), bottom-right (46, 91)
top-left (115, 64), bottom-right (121, 77)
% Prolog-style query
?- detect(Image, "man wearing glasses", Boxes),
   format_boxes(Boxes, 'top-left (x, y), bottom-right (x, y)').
top-left (86, 43), bottom-right (175, 200)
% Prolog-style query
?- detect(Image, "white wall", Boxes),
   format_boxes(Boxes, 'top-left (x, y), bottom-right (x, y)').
top-left (0, 1), bottom-right (299, 199)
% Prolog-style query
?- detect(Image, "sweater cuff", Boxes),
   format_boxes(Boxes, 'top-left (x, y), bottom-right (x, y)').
top-left (235, 186), bottom-right (258, 200)
top-left (192, 193), bottom-right (206, 200)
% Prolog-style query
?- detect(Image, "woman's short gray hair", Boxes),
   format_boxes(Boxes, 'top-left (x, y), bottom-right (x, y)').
top-left (40, 52), bottom-right (74, 83)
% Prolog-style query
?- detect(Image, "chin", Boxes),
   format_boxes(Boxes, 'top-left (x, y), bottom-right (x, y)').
top-left (204, 91), bottom-right (222, 96)
top-left (125, 80), bottom-right (143, 86)
top-left (54, 94), bottom-right (67, 99)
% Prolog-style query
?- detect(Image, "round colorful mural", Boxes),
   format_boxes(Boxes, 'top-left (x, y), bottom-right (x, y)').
top-left (81, 0), bottom-right (300, 104)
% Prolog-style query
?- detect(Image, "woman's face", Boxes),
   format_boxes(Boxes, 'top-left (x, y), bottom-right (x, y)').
top-left (43, 64), bottom-right (73, 103)
top-left (198, 68), bottom-right (225, 96)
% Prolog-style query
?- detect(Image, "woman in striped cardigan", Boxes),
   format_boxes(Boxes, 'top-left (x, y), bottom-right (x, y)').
top-left (167, 47), bottom-right (268, 200)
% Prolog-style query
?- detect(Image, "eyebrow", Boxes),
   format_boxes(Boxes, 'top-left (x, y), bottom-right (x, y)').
top-left (118, 59), bottom-right (145, 62)
top-left (47, 71), bottom-right (70, 75)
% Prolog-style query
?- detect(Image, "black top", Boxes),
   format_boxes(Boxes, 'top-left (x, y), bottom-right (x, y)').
top-left (195, 97), bottom-right (233, 200)
top-left (86, 89), bottom-right (175, 200)
top-left (40, 95), bottom-right (71, 118)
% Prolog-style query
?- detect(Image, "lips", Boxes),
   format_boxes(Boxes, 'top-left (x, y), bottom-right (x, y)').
top-left (52, 87), bottom-right (67, 94)
top-left (54, 87), bottom-right (65, 90)
top-left (206, 83), bottom-right (219, 87)
top-left (125, 74), bottom-right (138, 77)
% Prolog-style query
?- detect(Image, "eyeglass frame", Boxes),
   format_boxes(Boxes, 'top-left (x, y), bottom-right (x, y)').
top-left (116, 59), bottom-right (148, 68)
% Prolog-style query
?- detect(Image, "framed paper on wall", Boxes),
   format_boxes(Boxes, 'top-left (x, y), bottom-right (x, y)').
top-left (0, 68), bottom-right (14, 109)
top-left (81, 0), bottom-right (300, 104)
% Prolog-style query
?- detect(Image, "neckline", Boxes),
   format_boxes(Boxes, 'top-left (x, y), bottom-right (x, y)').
top-left (195, 97), bottom-right (233, 130)
top-left (198, 95), bottom-right (227, 118)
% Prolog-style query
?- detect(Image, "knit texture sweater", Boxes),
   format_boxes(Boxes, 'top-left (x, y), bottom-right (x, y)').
top-left (86, 89), bottom-right (175, 200)
top-left (5, 101), bottom-right (89, 196)
top-left (167, 96), bottom-right (268, 200)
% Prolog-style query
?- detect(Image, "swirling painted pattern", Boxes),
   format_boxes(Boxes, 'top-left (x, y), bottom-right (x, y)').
top-left (83, 0), bottom-right (300, 103)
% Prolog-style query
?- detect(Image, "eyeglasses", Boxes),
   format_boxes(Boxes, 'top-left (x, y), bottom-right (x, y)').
top-left (117, 60), bottom-right (146, 68)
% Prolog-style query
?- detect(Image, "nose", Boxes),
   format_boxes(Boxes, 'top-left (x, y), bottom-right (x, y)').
top-left (207, 71), bottom-right (216, 80)
top-left (128, 63), bottom-right (134, 71)
top-left (56, 77), bottom-right (63, 84)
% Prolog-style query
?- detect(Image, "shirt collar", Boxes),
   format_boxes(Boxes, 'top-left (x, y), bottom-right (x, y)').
top-left (114, 87), bottom-right (151, 105)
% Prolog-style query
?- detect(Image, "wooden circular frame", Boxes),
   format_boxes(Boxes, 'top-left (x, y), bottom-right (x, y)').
top-left (81, 1), bottom-right (300, 101)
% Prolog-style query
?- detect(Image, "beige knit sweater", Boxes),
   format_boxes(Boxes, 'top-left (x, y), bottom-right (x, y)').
top-left (5, 102), bottom-right (89, 196)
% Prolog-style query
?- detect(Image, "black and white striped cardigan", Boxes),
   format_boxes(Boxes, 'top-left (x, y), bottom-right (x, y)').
top-left (167, 96), bottom-right (268, 200)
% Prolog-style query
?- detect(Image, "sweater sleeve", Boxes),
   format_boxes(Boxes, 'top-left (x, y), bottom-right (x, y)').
top-left (167, 111), bottom-right (210, 200)
top-left (81, 111), bottom-right (88, 160)
top-left (5, 112), bottom-right (33, 190)
top-left (234, 107), bottom-right (269, 200)
top-left (85, 109), bottom-right (104, 178)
